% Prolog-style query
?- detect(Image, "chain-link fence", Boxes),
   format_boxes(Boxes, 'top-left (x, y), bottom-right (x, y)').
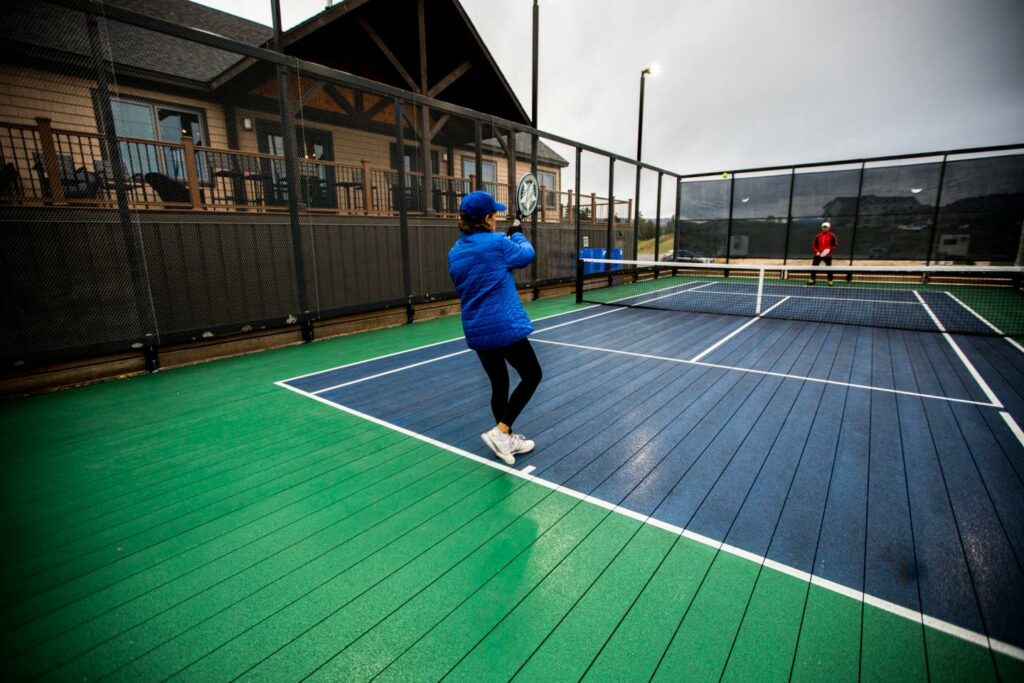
top-left (676, 152), bottom-right (1024, 266)
top-left (0, 0), bottom-right (1021, 375)
top-left (0, 0), bottom-right (656, 373)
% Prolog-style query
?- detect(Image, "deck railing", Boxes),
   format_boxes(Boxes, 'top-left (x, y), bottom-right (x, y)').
top-left (0, 119), bottom-right (631, 223)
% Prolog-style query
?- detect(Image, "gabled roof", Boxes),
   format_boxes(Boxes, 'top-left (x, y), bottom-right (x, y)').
top-left (1, 0), bottom-right (530, 126)
top-left (480, 134), bottom-right (570, 169)
top-left (277, 0), bottom-right (531, 125)
top-left (0, 0), bottom-right (272, 87)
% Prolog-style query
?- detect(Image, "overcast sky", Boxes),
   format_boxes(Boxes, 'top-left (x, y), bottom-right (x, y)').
top-left (196, 0), bottom-right (1024, 211)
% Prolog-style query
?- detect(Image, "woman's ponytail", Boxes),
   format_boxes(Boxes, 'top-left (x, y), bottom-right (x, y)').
top-left (459, 211), bottom-right (490, 234)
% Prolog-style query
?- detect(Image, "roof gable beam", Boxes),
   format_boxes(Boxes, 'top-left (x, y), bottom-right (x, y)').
top-left (323, 84), bottom-right (357, 115)
top-left (292, 80), bottom-right (327, 116)
top-left (357, 16), bottom-right (420, 93)
top-left (426, 60), bottom-right (472, 99)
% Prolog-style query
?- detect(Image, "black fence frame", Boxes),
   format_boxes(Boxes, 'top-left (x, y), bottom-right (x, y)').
top-left (676, 145), bottom-right (1024, 266)
top-left (3, 0), bottom-right (1021, 375)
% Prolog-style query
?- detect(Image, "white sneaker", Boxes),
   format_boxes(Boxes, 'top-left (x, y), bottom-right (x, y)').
top-left (510, 433), bottom-right (534, 455)
top-left (481, 428), bottom-right (515, 465)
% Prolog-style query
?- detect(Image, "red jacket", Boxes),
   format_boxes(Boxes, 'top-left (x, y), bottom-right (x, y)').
top-left (813, 232), bottom-right (838, 255)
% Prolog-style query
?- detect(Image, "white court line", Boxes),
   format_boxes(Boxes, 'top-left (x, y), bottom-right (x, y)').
top-left (309, 283), bottom-right (718, 395)
top-left (312, 349), bottom-right (473, 395)
top-left (914, 291), bottom-right (1003, 409)
top-left (521, 465), bottom-right (537, 474)
top-left (284, 279), bottom-right (710, 387)
top-left (1001, 412), bottom-right (1024, 450)
top-left (689, 296), bottom-right (792, 363)
top-left (945, 291), bottom-right (1024, 355)
top-left (278, 305), bottom-right (601, 385)
top-left (615, 280), bottom-right (718, 306)
top-left (273, 379), bottom-right (1023, 662)
top-left (297, 280), bottom-right (714, 394)
top-left (533, 337), bottom-right (997, 408)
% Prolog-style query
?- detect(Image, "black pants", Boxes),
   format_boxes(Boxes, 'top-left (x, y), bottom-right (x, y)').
top-left (811, 254), bottom-right (833, 281)
top-left (475, 337), bottom-right (542, 429)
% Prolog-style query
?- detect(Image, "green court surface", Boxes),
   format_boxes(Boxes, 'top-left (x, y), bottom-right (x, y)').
top-left (2, 293), bottom-right (1021, 682)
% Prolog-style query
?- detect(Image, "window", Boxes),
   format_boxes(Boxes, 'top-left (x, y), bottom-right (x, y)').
top-left (462, 157), bottom-right (497, 194)
top-left (539, 170), bottom-right (557, 209)
top-left (256, 123), bottom-right (336, 208)
top-left (109, 98), bottom-right (206, 181)
top-left (391, 144), bottom-right (439, 175)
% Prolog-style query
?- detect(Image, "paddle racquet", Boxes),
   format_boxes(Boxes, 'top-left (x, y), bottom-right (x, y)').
top-left (508, 173), bottom-right (539, 235)
top-left (820, 248), bottom-right (831, 257)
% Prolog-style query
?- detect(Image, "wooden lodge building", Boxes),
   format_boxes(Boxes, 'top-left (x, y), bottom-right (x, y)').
top-left (0, 0), bottom-right (571, 217)
top-left (0, 0), bottom-right (640, 392)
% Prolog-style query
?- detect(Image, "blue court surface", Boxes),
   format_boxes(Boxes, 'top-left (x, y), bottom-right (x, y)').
top-left (279, 302), bottom-right (1024, 656)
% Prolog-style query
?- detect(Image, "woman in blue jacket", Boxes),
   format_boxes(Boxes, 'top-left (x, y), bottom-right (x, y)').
top-left (448, 190), bottom-right (543, 466)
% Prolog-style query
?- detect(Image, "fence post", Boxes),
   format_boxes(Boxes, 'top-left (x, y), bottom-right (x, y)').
top-left (34, 118), bottom-right (66, 205)
top-left (574, 146), bottom-right (582, 275)
top-left (575, 258), bottom-right (584, 303)
top-left (567, 189), bottom-right (574, 222)
top-left (848, 163), bottom-right (865, 269)
top-left (396, 99), bottom-right (414, 323)
top-left (925, 155), bottom-right (948, 265)
top-left (181, 135), bottom-right (202, 209)
top-left (540, 186), bottom-right (547, 222)
top-left (271, 0), bottom-right (310, 329)
top-left (654, 172), bottom-right (663, 271)
top-left (606, 157), bottom-right (615, 281)
top-left (783, 167), bottom-right (795, 265)
top-left (725, 173), bottom-right (735, 265)
top-left (361, 160), bottom-right (372, 215)
top-left (590, 192), bottom-right (597, 225)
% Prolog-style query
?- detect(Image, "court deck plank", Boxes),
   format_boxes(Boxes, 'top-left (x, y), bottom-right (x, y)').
top-left (3, 293), bottom-right (1022, 681)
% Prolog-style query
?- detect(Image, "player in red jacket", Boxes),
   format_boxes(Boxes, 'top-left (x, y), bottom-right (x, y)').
top-left (808, 220), bottom-right (838, 286)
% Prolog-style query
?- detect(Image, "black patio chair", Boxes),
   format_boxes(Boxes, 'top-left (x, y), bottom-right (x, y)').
top-left (0, 163), bottom-right (22, 198)
top-left (144, 172), bottom-right (192, 203)
top-left (32, 151), bottom-right (102, 199)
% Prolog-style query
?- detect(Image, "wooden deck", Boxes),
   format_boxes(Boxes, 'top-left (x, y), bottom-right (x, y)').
top-left (2, 293), bottom-right (1023, 681)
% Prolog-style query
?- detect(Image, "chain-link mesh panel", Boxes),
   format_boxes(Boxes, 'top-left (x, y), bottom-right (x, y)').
top-left (2, 0), bottom-right (1022, 375)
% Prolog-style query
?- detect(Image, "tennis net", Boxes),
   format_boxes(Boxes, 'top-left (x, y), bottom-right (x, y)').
top-left (575, 259), bottom-right (1024, 336)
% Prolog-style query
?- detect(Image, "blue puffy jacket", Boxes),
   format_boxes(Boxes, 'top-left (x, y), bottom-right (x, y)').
top-left (448, 230), bottom-right (535, 350)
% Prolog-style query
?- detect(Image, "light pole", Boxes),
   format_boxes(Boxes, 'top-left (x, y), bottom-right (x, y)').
top-left (633, 65), bottom-right (658, 262)
top-left (530, 0), bottom-right (539, 290)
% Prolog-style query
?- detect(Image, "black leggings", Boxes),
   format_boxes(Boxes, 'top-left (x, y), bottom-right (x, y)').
top-left (811, 254), bottom-right (833, 281)
top-left (475, 337), bottom-right (543, 429)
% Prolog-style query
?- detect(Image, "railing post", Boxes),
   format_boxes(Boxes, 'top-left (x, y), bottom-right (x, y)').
top-left (35, 117), bottom-right (66, 204)
top-left (567, 189), bottom-right (574, 222)
top-left (361, 159), bottom-right (372, 215)
top-left (181, 135), bottom-right (202, 209)
top-left (590, 192), bottom-right (597, 224)
top-left (540, 186), bottom-right (547, 222)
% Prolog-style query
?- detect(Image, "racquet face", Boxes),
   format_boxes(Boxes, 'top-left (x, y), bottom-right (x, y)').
top-left (516, 173), bottom-right (539, 219)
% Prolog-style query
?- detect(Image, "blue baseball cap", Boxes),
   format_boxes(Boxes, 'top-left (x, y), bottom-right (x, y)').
top-left (459, 190), bottom-right (506, 218)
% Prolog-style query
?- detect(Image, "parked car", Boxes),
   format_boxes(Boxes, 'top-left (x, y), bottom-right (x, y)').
top-left (660, 249), bottom-right (714, 263)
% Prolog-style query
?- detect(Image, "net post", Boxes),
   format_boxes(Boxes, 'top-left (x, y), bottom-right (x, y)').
top-left (755, 267), bottom-right (765, 315)
top-left (575, 259), bottom-right (584, 303)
